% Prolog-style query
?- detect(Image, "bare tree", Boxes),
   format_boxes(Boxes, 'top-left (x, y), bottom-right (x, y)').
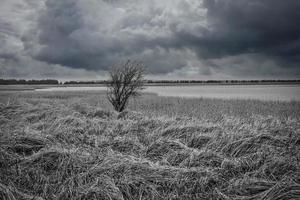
top-left (107, 60), bottom-right (145, 112)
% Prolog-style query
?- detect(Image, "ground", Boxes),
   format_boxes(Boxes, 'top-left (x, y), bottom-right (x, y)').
top-left (0, 90), bottom-right (299, 200)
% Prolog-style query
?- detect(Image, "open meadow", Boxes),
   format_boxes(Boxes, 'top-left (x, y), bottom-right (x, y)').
top-left (0, 90), bottom-right (300, 199)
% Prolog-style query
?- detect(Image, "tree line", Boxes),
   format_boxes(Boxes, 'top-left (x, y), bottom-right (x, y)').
top-left (0, 78), bottom-right (299, 85)
top-left (64, 79), bottom-right (300, 84)
top-left (0, 79), bottom-right (59, 85)
top-left (145, 79), bottom-right (300, 84)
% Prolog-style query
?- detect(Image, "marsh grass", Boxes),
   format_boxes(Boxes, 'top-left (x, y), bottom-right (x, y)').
top-left (0, 91), bottom-right (299, 199)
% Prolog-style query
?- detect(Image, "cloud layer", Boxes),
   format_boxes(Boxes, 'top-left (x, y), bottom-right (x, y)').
top-left (1, 0), bottom-right (300, 79)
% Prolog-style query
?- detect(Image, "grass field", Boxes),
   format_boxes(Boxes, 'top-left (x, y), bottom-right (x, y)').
top-left (0, 90), bottom-right (299, 199)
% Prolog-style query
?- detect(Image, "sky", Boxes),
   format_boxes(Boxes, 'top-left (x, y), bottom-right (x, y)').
top-left (0, 0), bottom-right (300, 80)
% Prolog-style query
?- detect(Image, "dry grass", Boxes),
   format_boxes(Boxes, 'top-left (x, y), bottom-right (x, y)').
top-left (0, 90), bottom-right (299, 199)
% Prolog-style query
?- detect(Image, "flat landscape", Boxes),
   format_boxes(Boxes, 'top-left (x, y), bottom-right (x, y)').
top-left (1, 89), bottom-right (299, 199)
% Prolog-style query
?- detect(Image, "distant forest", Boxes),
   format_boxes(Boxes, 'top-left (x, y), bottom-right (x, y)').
top-left (0, 79), bottom-right (59, 85)
top-left (0, 78), bottom-right (300, 85)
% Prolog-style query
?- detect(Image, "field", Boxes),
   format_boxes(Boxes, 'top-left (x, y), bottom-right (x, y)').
top-left (0, 90), bottom-right (300, 199)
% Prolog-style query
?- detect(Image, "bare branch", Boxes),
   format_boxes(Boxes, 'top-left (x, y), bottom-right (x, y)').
top-left (107, 60), bottom-right (146, 112)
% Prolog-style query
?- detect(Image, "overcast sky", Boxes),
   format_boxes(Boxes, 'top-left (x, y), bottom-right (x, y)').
top-left (1, 0), bottom-right (300, 80)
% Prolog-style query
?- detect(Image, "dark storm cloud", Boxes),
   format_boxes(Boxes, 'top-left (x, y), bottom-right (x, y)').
top-left (179, 0), bottom-right (300, 63)
top-left (33, 0), bottom-right (300, 75)
top-left (31, 0), bottom-right (206, 73)
top-left (1, 0), bottom-right (300, 79)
